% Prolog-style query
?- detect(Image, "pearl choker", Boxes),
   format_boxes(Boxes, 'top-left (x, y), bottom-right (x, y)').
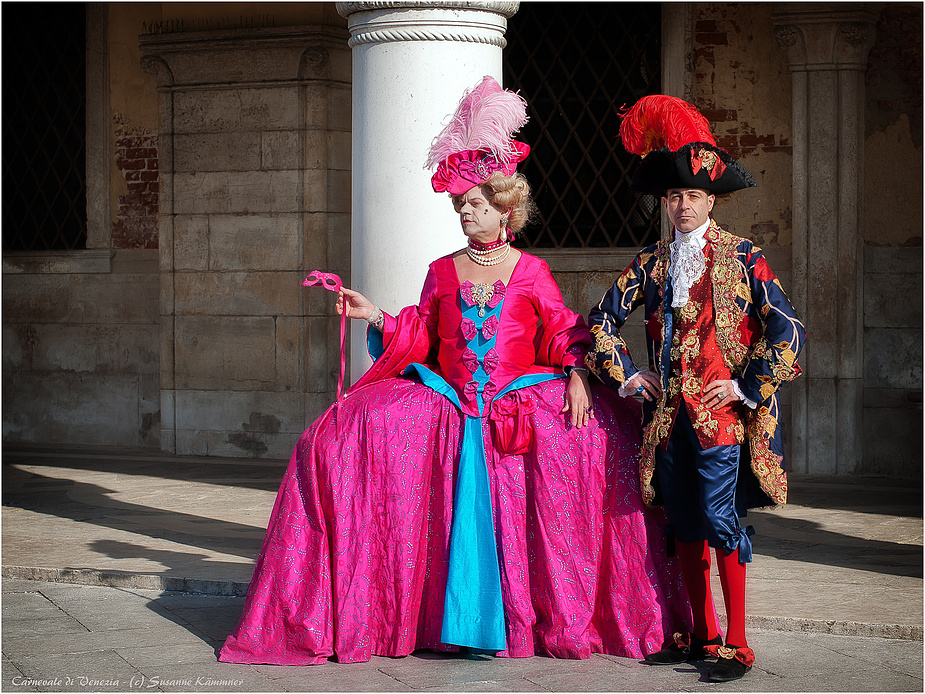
top-left (468, 237), bottom-right (508, 252)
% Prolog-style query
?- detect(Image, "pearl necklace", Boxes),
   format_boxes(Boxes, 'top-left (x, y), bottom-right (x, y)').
top-left (467, 242), bottom-right (511, 266)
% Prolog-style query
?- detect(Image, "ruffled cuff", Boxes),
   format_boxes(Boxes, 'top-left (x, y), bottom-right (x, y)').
top-left (733, 379), bottom-right (757, 408)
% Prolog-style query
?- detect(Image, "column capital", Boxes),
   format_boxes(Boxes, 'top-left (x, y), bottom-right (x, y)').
top-left (336, 1), bottom-right (519, 48)
top-left (772, 4), bottom-right (877, 71)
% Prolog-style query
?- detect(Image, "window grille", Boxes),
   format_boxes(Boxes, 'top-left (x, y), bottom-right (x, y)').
top-left (503, 2), bottom-right (661, 248)
top-left (2, 3), bottom-right (87, 251)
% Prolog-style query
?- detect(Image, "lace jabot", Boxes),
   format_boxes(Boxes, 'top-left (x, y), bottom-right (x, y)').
top-left (669, 221), bottom-right (709, 308)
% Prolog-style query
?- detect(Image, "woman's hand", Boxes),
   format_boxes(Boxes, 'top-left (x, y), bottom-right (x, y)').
top-left (336, 287), bottom-right (376, 321)
top-left (561, 369), bottom-right (593, 429)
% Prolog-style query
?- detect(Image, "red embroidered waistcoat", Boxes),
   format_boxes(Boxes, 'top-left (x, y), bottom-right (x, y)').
top-left (662, 242), bottom-right (750, 449)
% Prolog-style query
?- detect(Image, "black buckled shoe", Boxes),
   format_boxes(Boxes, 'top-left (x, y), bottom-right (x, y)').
top-left (707, 645), bottom-right (754, 682)
top-left (643, 633), bottom-right (723, 665)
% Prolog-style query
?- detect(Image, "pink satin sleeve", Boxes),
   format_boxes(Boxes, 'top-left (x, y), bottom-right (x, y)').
top-left (531, 260), bottom-right (592, 370)
top-left (348, 267), bottom-right (440, 394)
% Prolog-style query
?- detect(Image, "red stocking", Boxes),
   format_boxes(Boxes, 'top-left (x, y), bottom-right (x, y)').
top-left (676, 540), bottom-right (719, 641)
top-left (716, 547), bottom-right (748, 647)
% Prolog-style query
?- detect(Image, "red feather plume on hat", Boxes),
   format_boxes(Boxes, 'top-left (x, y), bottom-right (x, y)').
top-left (619, 95), bottom-right (716, 157)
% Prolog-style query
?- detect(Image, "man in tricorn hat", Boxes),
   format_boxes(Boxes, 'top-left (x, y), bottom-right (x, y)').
top-left (586, 96), bottom-right (806, 682)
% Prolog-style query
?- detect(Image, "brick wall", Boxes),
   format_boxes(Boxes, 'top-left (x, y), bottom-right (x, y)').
top-left (690, 5), bottom-right (793, 250)
top-left (112, 113), bottom-right (158, 249)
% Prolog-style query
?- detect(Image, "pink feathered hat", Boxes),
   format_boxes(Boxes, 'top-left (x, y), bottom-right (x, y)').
top-left (426, 76), bottom-right (530, 196)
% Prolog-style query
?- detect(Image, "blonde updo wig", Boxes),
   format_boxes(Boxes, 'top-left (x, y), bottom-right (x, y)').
top-left (482, 171), bottom-right (535, 235)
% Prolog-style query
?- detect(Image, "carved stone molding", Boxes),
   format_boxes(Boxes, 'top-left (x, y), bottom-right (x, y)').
top-left (337, 0), bottom-right (517, 48)
top-left (300, 46), bottom-right (330, 78)
top-left (772, 4), bottom-right (877, 70)
top-left (139, 55), bottom-right (174, 88)
top-left (773, 25), bottom-right (799, 49)
top-left (336, 1), bottom-right (519, 18)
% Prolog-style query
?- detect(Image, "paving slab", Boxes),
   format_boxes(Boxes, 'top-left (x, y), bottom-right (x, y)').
top-left (1, 446), bottom-right (923, 693)
top-left (2, 580), bottom-right (922, 693)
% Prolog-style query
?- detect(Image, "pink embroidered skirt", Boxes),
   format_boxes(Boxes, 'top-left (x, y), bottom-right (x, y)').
top-left (219, 377), bottom-right (691, 665)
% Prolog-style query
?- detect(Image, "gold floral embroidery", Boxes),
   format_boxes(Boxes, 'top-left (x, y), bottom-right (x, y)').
top-left (681, 375), bottom-right (703, 399)
top-left (709, 222), bottom-right (750, 372)
top-left (677, 297), bottom-right (701, 323)
top-left (725, 418), bottom-right (746, 443)
top-left (606, 360), bottom-right (626, 383)
top-left (692, 406), bottom-right (720, 437)
top-left (745, 400), bottom-right (787, 505)
top-left (649, 241), bottom-right (670, 287)
top-left (682, 332), bottom-right (701, 360)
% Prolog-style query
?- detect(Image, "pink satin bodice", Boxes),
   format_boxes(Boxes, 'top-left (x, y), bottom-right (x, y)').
top-left (378, 253), bottom-right (591, 417)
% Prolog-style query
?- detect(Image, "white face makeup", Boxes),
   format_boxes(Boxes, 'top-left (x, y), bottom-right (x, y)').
top-left (453, 184), bottom-right (506, 243)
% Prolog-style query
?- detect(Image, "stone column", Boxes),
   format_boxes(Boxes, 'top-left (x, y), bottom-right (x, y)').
top-left (772, 5), bottom-right (877, 474)
top-left (336, 1), bottom-right (519, 380)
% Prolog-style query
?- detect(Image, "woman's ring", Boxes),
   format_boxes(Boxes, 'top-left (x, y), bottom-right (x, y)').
top-left (718, 393), bottom-right (726, 400)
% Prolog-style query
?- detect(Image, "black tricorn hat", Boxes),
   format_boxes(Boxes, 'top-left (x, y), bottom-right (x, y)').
top-left (629, 141), bottom-right (756, 196)
top-left (619, 95), bottom-right (757, 196)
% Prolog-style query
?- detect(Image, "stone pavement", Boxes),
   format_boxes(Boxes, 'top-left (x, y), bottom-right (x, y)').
top-left (2, 444), bottom-right (923, 692)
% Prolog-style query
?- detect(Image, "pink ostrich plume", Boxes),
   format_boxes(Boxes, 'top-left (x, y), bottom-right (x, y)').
top-left (425, 75), bottom-right (529, 170)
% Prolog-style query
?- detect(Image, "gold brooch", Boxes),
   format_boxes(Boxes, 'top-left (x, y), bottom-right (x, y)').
top-left (699, 148), bottom-right (718, 171)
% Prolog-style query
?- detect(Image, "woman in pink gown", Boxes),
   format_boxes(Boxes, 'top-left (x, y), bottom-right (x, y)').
top-left (219, 77), bottom-right (690, 666)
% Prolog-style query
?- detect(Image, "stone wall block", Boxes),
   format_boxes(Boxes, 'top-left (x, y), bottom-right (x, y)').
top-left (302, 129), bottom-right (328, 171)
top-left (174, 132), bottom-right (262, 172)
top-left (805, 377), bottom-right (838, 474)
top-left (326, 43), bottom-right (352, 83)
top-left (2, 326), bottom-right (25, 371)
top-left (173, 271), bottom-right (302, 317)
top-left (174, 171), bottom-right (302, 215)
top-left (3, 373), bottom-right (146, 445)
top-left (27, 325), bottom-right (159, 375)
top-left (328, 169), bottom-right (351, 215)
top-left (172, 88), bottom-right (300, 134)
top-left (327, 214), bottom-right (351, 281)
top-left (173, 215), bottom-right (210, 271)
top-left (303, 85), bottom-right (331, 129)
top-left (865, 272), bottom-right (923, 328)
top-left (208, 214), bottom-right (301, 272)
top-left (275, 316), bottom-right (304, 394)
top-left (305, 315), bottom-right (339, 394)
top-left (303, 168), bottom-right (329, 214)
top-left (865, 245), bottom-right (922, 275)
top-left (328, 130), bottom-right (351, 171)
top-left (261, 131), bottom-right (302, 171)
top-left (186, 430), bottom-right (298, 459)
top-left (551, 271), bottom-right (578, 310)
top-left (159, 316), bottom-right (175, 389)
top-left (174, 388), bottom-right (304, 433)
top-left (303, 392), bottom-right (336, 427)
top-left (138, 372), bottom-right (161, 446)
top-left (150, 42), bottom-right (315, 86)
top-left (2, 274), bottom-right (159, 325)
top-left (327, 85), bottom-right (351, 131)
top-left (174, 315), bottom-right (277, 390)
top-left (862, 407), bottom-right (923, 476)
top-left (864, 328), bottom-right (923, 389)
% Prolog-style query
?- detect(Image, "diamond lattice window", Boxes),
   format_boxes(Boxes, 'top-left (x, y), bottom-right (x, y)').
top-left (504, 2), bottom-right (661, 248)
top-left (2, 3), bottom-right (87, 251)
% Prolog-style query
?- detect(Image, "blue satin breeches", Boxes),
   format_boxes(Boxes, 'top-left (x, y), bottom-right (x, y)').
top-left (654, 404), bottom-right (753, 562)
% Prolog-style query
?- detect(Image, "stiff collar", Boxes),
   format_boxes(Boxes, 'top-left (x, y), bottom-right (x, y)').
top-left (672, 218), bottom-right (711, 250)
